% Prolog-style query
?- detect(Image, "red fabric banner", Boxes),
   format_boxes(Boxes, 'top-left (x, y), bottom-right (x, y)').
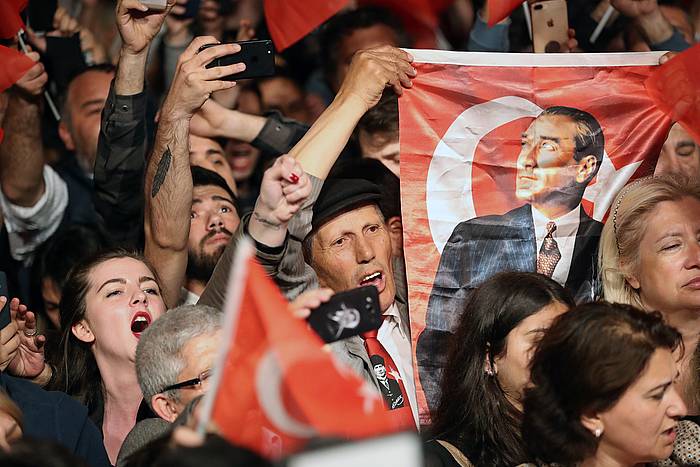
top-left (645, 44), bottom-right (700, 146)
top-left (398, 50), bottom-right (673, 424)
top-left (487, 0), bottom-right (523, 27)
top-left (0, 0), bottom-right (27, 39)
top-left (264, 0), bottom-right (349, 51)
top-left (0, 45), bottom-right (34, 93)
top-left (209, 251), bottom-right (411, 459)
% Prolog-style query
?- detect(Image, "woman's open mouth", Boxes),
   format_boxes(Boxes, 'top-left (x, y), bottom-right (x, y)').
top-left (130, 311), bottom-right (153, 339)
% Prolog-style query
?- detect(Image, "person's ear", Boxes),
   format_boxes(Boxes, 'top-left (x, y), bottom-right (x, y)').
top-left (483, 343), bottom-right (498, 376)
top-left (151, 394), bottom-right (180, 423)
top-left (581, 412), bottom-right (605, 439)
top-left (625, 274), bottom-right (641, 290)
top-left (385, 215), bottom-right (403, 258)
top-left (71, 319), bottom-right (95, 344)
top-left (58, 121), bottom-right (75, 152)
top-left (576, 155), bottom-right (598, 184)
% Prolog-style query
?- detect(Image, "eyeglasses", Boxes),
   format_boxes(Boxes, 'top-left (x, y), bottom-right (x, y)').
top-left (161, 368), bottom-right (212, 393)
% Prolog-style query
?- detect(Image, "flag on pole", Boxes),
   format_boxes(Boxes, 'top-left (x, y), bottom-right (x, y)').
top-left (646, 44), bottom-right (700, 145)
top-left (0, 0), bottom-right (27, 39)
top-left (264, 0), bottom-right (349, 51)
top-left (397, 50), bottom-right (676, 424)
top-left (197, 239), bottom-right (411, 460)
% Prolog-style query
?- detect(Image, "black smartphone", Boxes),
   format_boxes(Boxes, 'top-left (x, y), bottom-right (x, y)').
top-left (307, 286), bottom-right (382, 343)
top-left (0, 272), bottom-right (11, 331)
top-left (27, 0), bottom-right (58, 33)
top-left (200, 39), bottom-right (275, 81)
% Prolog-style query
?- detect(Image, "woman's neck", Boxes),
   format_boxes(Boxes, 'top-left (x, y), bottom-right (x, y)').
top-left (580, 448), bottom-right (635, 467)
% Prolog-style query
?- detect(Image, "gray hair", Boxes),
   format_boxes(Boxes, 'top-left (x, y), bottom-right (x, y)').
top-left (135, 304), bottom-right (222, 408)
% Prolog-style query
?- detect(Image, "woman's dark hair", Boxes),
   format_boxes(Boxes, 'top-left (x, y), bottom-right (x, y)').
top-left (430, 272), bottom-right (574, 466)
top-left (49, 249), bottom-right (160, 413)
top-left (522, 302), bottom-right (682, 464)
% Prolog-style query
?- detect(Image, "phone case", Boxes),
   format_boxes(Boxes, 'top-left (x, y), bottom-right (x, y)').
top-left (530, 0), bottom-right (569, 53)
top-left (201, 39), bottom-right (275, 81)
top-left (307, 286), bottom-right (383, 343)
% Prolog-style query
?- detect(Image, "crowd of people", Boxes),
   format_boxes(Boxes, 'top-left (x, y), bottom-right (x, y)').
top-left (0, 0), bottom-right (699, 465)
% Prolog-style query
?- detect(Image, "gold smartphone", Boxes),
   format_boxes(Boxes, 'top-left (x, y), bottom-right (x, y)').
top-left (530, 0), bottom-right (569, 53)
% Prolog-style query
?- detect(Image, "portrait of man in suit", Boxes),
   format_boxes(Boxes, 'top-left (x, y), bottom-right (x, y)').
top-left (371, 355), bottom-right (405, 410)
top-left (418, 106), bottom-right (605, 413)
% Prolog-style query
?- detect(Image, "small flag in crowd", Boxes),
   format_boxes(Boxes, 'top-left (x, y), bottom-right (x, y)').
top-left (0, 0), bottom-right (27, 39)
top-left (486, 0), bottom-right (524, 26)
top-left (646, 43), bottom-right (700, 146)
top-left (197, 239), bottom-right (411, 460)
top-left (264, 0), bottom-right (348, 51)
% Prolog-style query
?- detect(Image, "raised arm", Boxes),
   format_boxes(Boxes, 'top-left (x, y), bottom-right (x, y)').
top-left (611, 0), bottom-right (691, 50)
top-left (94, 0), bottom-right (174, 248)
top-left (144, 38), bottom-right (243, 308)
top-left (289, 46), bottom-right (415, 179)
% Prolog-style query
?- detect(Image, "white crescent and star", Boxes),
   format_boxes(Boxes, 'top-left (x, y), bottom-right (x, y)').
top-left (426, 96), bottom-right (640, 253)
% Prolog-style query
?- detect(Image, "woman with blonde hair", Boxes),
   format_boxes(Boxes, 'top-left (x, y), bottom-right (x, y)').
top-left (599, 175), bottom-right (700, 412)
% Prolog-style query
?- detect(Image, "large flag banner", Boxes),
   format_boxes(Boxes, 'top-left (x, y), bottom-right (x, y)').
top-left (197, 240), bottom-right (411, 460)
top-left (398, 50), bottom-right (674, 424)
top-left (264, 0), bottom-right (348, 51)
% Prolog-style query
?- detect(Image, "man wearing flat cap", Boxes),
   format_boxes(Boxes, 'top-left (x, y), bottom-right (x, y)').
top-left (198, 45), bottom-right (418, 426)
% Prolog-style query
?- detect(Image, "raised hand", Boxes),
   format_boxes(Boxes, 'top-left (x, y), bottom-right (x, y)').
top-left (254, 155), bottom-right (312, 228)
top-left (13, 46), bottom-right (48, 98)
top-left (0, 297), bottom-right (20, 372)
top-left (160, 36), bottom-right (244, 121)
top-left (609, 0), bottom-right (658, 18)
top-left (289, 288), bottom-right (334, 319)
top-left (337, 45), bottom-right (416, 112)
top-left (117, 0), bottom-right (175, 55)
top-left (5, 298), bottom-right (46, 379)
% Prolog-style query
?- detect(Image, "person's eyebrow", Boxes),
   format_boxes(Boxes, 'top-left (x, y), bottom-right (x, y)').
top-left (206, 149), bottom-right (224, 156)
top-left (645, 380), bottom-right (672, 396)
top-left (212, 195), bottom-right (234, 204)
top-left (538, 135), bottom-right (561, 143)
top-left (526, 327), bottom-right (548, 335)
top-left (139, 276), bottom-right (157, 284)
top-left (676, 141), bottom-right (696, 151)
top-left (97, 278), bottom-right (126, 293)
top-left (655, 231), bottom-right (682, 243)
top-left (80, 99), bottom-right (105, 110)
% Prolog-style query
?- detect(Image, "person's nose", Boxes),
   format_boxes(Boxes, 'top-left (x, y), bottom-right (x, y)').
top-left (131, 288), bottom-right (147, 307)
top-left (683, 238), bottom-right (700, 269)
top-left (667, 385), bottom-right (687, 419)
top-left (207, 210), bottom-right (224, 231)
top-left (355, 236), bottom-right (375, 264)
top-left (517, 145), bottom-right (538, 170)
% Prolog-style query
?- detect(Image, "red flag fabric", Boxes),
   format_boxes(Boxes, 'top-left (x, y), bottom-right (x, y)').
top-left (0, 45), bottom-right (34, 93)
top-left (207, 245), bottom-right (410, 459)
top-left (487, 0), bottom-right (524, 27)
top-left (645, 44), bottom-right (700, 146)
top-left (358, 0), bottom-right (452, 49)
top-left (264, 0), bottom-right (349, 51)
top-left (0, 0), bottom-right (27, 39)
top-left (398, 50), bottom-right (673, 424)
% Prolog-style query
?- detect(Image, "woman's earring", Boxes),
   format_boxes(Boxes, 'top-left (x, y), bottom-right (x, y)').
top-left (594, 427), bottom-right (602, 438)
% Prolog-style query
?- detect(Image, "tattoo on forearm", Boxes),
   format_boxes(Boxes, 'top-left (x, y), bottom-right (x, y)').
top-left (151, 147), bottom-right (172, 198)
top-left (253, 212), bottom-right (283, 230)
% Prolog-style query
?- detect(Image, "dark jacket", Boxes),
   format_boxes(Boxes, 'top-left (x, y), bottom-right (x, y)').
top-left (0, 372), bottom-right (110, 467)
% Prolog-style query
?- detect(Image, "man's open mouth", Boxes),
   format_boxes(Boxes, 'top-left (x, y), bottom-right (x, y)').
top-left (359, 271), bottom-right (384, 290)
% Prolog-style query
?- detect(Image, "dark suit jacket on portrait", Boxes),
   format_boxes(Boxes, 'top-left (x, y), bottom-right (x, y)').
top-left (418, 203), bottom-right (603, 414)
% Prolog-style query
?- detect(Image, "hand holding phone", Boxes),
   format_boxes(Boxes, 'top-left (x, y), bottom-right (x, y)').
top-left (530, 0), bottom-right (569, 53)
top-left (307, 286), bottom-right (383, 343)
top-left (0, 273), bottom-right (11, 331)
top-left (199, 39), bottom-right (274, 81)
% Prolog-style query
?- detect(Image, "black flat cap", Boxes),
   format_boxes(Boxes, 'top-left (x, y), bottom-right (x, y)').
top-left (311, 178), bottom-right (382, 234)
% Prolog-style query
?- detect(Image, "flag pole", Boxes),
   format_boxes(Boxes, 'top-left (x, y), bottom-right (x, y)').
top-left (17, 30), bottom-right (61, 122)
top-left (522, 2), bottom-right (532, 41)
top-left (590, 5), bottom-right (615, 44)
top-left (197, 238), bottom-right (255, 436)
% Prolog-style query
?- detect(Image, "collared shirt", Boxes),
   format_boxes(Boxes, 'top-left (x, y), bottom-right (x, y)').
top-left (181, 287), bottom-right (200, 306)
top-left (531, 205), bottom-right (581, 286)
top-left (377, 302), bottom-right (418, 427)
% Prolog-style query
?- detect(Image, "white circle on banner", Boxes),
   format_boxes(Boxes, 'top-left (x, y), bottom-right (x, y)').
top-left (427, 96), bottom-right (543, 254)
top-left (255, 350), bottom-right (317, 437)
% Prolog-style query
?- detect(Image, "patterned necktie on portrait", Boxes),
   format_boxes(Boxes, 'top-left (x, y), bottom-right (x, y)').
top-left (537, 221), bottom-right (561, 278)
top-left (362, 324), bottom-right (415, 426)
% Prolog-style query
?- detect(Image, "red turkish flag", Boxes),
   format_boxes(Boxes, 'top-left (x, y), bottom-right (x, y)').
top-left (201, 241), bottom-right (411, 460)
top-left (264, 0), bottom-right (349, 51)
top-left (0, 0), bottom-right (27, 38)
top-left (0, 45), bottom-right (34, 93)
top-left (487, 0), bottom-right (524, 26)
top-left (646, 44), bottom-right (700, 145)
top-left (398, 50), bottom-right (674, 424)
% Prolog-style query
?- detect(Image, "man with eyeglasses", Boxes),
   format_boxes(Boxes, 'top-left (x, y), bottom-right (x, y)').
top-left (115, 304), bottom-right (222, 463)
